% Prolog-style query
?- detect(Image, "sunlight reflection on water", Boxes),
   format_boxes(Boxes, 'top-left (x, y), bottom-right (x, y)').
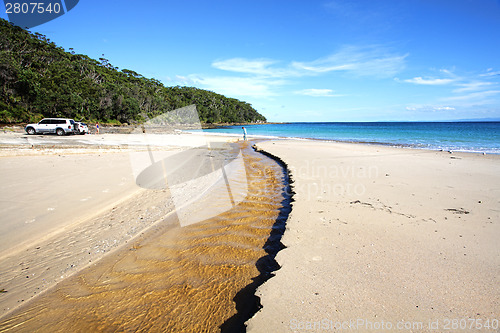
top-left (0, 142), bottom-right (290, 332)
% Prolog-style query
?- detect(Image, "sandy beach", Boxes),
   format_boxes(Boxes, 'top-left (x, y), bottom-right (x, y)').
top-left (0, 131), bottom-right (245, 318)
top-left (0, 130), bottom-right (290, 331)
top-left (1, 130), bottom-right (499, 332)
top-left (248, 140), bottom-right (500, 332)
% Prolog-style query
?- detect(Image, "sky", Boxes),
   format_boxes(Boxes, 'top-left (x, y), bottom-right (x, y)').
top-left (2, 0), bottom-right (500, 122)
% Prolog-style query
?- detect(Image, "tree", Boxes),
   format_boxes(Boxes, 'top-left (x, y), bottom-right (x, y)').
top-left (0, 18), bottom-right (267, 124)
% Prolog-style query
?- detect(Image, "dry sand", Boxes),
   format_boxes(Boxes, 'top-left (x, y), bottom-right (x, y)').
top-left (0, 131), bottom-right (244, 321)
top-left (248, 140), bottom-right (500, 332)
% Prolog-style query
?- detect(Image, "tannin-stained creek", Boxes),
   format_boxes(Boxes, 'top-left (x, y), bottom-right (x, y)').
top-left (0, 141), bottom-right (292, 332)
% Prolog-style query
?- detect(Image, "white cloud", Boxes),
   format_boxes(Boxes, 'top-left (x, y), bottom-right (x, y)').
top-left (212, 58), bottom-right (290, 77)
top-left (291, 45), bottom-right (407, 78)
top-left (444, 90), bottom-right (500, 102)
top-left (175, 45), bottom-right (407, 100)
top-left (403, 68), bottom-right (460, 86)
top-left (439, 68), bottom-right (454, 75)
top-left (292, 62), bottom-right (354, 73)
top-left (453, 81), bottom-right (494, 93)
top-left (211, 45), bottom-right (407, 80)
top-left (406, 105), bottom-right (455, 112)
top-left (174, 75), bottom-right (193, 85)
top-left (404, 77), bottom-right (455, 85)
top-left (402, 69), bottom-right (499, 108)
top-left (187, 75), bottom-right (284, 98)
top-left (480, 70), bottom-right (500, 77)
top-left (294, 89), bottom-right (342, 97)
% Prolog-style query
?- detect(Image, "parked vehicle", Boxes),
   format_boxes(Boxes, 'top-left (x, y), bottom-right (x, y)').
top-left (75, 122), bottom-right (89, 135)
top-left (25, 118), bottom-right (76, 136)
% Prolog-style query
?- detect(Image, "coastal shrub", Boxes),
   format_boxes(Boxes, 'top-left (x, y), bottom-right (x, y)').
top-left (0, 19), bottom-right (267, 125)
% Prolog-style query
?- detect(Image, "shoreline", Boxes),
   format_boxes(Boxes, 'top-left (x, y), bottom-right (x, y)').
top-left (192, 131), bottom-right (500, 155)
top-left (4, 121), bottom-right (499, 154)
top-left (197, 121), bottom-right (500, 155)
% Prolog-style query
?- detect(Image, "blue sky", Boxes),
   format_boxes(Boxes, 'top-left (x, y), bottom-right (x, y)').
top-left (2, 0), bottom-right (500, 122)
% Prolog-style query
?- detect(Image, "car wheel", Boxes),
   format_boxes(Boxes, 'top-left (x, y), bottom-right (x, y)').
top-left (56, 128), bottom-right (65, 136)
top-left (26, 127), bottom-right (36, 135)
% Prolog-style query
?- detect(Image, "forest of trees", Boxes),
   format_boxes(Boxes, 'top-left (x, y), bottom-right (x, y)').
top-left (0, 19), bottom-right (267, 124)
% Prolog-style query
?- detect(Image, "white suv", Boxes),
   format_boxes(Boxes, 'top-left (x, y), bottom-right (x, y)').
top-left (25, 118), bottom-right (76, 136)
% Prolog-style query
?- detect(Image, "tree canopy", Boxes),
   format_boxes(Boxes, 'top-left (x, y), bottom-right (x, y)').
top-left (0, 19), bottom-right (267, 124)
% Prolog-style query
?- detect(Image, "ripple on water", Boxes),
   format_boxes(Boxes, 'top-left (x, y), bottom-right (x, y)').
top-left (0, 142), bottom-right (291, 332)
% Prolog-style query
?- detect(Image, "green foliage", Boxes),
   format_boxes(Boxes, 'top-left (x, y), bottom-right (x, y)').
top-left (0, 19), bottom-right (267, 124)
top-left (104, 119), bottom-right (122, 126)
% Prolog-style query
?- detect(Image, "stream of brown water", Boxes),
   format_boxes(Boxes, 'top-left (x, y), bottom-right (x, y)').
top-left (0, 142), bottom-right (291, 332)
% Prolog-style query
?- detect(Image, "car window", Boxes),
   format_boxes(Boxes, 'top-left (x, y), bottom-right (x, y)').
top-left (39, 119), bottom-right (50, 124)
top-left (56, 120), bottom-right (65, 124)
top-left (70, 120), bottom-right (75, 125)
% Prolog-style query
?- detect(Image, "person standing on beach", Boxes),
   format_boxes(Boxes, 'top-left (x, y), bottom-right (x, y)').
top-left (242, 127), bottom-right (247, 141)
top-left (96, 122), bottom-right (100, 134)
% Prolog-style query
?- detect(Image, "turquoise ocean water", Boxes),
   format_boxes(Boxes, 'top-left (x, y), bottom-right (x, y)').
top-left (199, 122), bottom-right (500, 154)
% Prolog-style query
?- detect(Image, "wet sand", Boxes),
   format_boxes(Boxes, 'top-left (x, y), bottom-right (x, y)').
top-left (0, 150), bottom-right (140, 258)
top-left (0, 140), bottom-right (178, 317)
top-left (0, 140), bottom-right (291, 332)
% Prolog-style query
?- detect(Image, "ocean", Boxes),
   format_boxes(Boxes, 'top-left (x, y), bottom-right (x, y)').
top-left (198, 122), bottom-right (500, 154)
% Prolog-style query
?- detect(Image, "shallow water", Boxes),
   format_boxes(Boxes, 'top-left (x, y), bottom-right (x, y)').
top-left (0, 141), bottom-right (291, 332)
top-left (200, 122), bottom-right (500, 154)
